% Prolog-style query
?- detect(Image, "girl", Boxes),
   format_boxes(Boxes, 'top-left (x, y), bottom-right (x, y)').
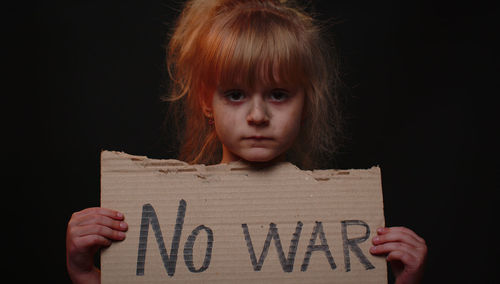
top-left (66, 0), bottom-right (427, 283)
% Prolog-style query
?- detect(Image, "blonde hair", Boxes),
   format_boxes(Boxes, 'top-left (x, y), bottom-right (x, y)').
top-left (164, 0), bottom-right (342, 169)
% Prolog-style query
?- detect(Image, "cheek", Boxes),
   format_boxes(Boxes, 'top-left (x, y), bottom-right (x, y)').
top-left (279, 105), bottom-right (304, 136)
top-left (214, 119), bottom-right (229, 140)
top-left (271, 113), bottom-right (301, 148)
top-left (286, 115), bottom-right (303, 139)
top-left (213, 110), bottom-right (238, 143)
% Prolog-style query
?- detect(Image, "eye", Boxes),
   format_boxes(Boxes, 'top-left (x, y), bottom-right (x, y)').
top-left (224, 89), bottom-right (245, 102)
top-left (269, 89), bottom-right (290, 102)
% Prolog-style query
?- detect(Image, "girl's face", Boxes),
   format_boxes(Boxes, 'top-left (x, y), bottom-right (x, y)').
top-left (209, 81), bottom-right (305, 164)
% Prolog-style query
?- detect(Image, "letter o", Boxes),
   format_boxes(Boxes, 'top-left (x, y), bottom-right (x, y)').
top-left (183, 225), bottom-right (214, 273)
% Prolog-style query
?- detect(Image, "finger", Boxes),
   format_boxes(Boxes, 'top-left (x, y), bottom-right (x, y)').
top-left (373, 228), bottom-right (424, 248)
top-left (77, 214), bottom-right (128, 232)
top-left (70, 234), bottom-right (113, 252)
top-left (386, 250), bottom-right (420, 269)
top-left (378, 227), bottom-right (425, 244)
top-left (73, 224), bottom-right (126, 241)
top-left (370, 242), bottom-right (420, 260)
top-left (72, 207), bottom-right (124, 221)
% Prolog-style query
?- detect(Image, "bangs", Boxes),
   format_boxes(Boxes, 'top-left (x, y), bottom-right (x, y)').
top-left (198, 5), bottom-right (312, 91)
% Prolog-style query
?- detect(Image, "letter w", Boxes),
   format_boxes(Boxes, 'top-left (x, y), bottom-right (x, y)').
top-left (136, 200), bottom-right (186, 276)
top-left (242, 222), bottom-right (303, 272)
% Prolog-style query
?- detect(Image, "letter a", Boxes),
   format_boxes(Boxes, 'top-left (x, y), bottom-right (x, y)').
top-left (301, 221), bottom-right (336, 271)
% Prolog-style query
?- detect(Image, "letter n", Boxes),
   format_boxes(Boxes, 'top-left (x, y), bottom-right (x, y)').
top-left (136, 200), bottom-right (186, 276)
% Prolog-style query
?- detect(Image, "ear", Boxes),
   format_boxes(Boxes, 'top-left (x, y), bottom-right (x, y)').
top-left (201, 96), bottom-right (213, 118)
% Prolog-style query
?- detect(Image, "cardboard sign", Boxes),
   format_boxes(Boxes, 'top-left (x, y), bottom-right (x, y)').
top-left (101, 151), bottom-right (386, 283)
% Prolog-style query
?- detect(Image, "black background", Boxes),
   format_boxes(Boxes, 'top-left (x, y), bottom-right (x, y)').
top-left (5, 0), bottom-right (497, 283)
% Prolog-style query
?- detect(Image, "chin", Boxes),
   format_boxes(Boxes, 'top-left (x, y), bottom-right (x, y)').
top-left (244, 156), bottom-right (274, 162)
top-left (240, 149), bottom-right (282, 163)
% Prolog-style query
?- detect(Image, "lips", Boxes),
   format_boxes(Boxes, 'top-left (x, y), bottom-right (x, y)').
top-left (242, 136), bottom-right (273, 147)
top-left (243, 136), bottom-right (272, 140)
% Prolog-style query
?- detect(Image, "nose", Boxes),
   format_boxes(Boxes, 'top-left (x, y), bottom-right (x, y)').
top-left (246, 97), bottom-right (270, 126)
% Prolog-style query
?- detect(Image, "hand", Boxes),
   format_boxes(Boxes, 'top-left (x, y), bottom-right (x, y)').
top-left (66, 208), bottom-right (128, 284)
top-left (370, 227), bottom-right (427, 284)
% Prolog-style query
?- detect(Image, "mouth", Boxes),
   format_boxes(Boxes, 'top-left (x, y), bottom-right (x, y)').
top-left (243, 136), bottom-right (272, 141)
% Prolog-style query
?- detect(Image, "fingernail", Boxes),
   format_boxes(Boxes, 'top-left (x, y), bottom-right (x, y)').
top-left (373, 236), bottom-right (380, 243)
top-left (117, 212), bottom-right (124, 218)
top-left (377, 227), bottom-right (384, 233)
top-left (370, 246), bottom-right (377, 253)
top-left (120, 222), bottom-right (128, 229)
top-left (118, 231), bottom-right (126, 238)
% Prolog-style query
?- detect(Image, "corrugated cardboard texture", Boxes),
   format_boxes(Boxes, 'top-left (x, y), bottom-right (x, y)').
top-left (101, 151), bottom-right (386, 283)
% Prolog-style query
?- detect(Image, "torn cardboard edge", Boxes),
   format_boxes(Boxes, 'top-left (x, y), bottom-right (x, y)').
top-left (100, 150), bottom-right (379, 178)
top-left (101, 150), bottom-right (386, 283)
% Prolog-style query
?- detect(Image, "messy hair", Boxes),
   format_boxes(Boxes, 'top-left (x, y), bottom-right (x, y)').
top-left (164, 0), bottom-right (343, 169)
